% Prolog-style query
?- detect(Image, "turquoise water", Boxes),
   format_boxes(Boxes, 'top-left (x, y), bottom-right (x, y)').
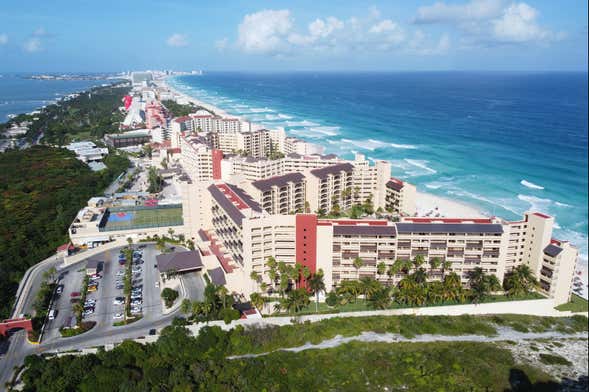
top-left (169, 72), bottom-right (588, 265)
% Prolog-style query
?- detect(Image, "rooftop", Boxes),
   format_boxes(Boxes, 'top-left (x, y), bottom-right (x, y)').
top-left (386, 177), bottom-right (405, 192)
top-left (156, 250), bottom-right (204, 273)
top-left (544, 244), bottom-right (563, 258)
top-left (309, 163), bottom-right (354, 179)
top-left (251, 172), bottom-right (305, 192)
top-left (396, 222), bottom-right (504, 234)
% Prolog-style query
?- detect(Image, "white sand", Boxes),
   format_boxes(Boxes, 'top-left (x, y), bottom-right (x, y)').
top-left (416, 191), bottom-right (485, 218)
top-left (163, 78), bottom-right (497, 222)
top-left (160, 79), bottom-right (229, 117)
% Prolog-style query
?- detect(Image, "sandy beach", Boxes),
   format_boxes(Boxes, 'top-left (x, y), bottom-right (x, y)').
top-left (415, 191), bottom-right (485, 218)
top-left (162, 77), bottom-right (489, 220)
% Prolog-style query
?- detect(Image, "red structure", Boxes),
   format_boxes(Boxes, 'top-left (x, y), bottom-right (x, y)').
top-left (296, 214), bottom-right (318, 288)
top-left (212, 149), bottom-right (223, 180)
top-left (123, 95), bottom-right (133, 110)
top-left (0, 318), bottom-right (33, 336)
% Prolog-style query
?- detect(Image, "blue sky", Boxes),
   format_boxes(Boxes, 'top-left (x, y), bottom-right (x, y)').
top-left (0, 0), bottom-right (587, 72)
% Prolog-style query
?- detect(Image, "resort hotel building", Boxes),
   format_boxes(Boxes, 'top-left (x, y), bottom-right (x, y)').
top-left (70, 85), bottom-right (580, 307)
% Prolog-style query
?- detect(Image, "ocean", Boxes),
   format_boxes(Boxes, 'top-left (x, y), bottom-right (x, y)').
top-left (168, 72), bottom-right (588, 265)
top-left (0, 73), bottom-right (114, 122)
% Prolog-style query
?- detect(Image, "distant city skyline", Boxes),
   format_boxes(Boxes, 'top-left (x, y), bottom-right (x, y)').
top-left (0, 0), bottom-right (587, 72)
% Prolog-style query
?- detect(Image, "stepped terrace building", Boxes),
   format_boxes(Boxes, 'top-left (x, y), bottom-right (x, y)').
top-left (193, 186), bottom-right (577, 305)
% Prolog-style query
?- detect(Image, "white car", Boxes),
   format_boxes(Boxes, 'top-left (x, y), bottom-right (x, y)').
top-left (116, 270), bottom-right (125, 276)
top-left (113, 299), bottom-right (124, 305)
top-left (155, 281), bottom-right (160, 288)
top-left (131, 307), bottom-right (142, 314)
top-left (113, 313), bottom-right (124, 319)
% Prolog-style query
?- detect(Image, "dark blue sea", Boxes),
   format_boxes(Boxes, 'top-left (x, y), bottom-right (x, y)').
top-left (0, 73), bottom-right (113, 122)
top-left (169, 72), bottom-right (588, 265)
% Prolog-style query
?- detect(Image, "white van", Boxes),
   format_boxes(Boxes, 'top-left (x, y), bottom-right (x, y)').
top-left (48, 309), bottom-right (57, 320)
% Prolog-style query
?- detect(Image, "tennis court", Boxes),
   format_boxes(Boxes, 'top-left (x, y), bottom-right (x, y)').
top-left (100, 205), bottom-right (183, 231)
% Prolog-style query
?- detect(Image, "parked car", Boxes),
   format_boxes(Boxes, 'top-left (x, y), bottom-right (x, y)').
top-left (116, 270), bottom-right (125, 276)
top-left (113, 313), bottom-right (124, 320)
top-left (56, 285), bottom-right (64, 295)
top-left (149, 329), bottom-right (156, 335)
top-left (70, 291), bottom-right (81, 298)
top-left (116, 284), bottom-right (124, 290)
top-left (155, 281), bottom-right (160, 288)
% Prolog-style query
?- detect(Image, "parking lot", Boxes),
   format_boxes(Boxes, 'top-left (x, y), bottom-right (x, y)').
top-left (43, 244), bottom-right (167, 341)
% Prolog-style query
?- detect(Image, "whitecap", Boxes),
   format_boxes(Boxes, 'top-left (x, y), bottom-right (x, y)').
top-left (404, 159), bottom-right (437, 174)
top-left (286, 120), bottom-right (320, 127)
top-left (390, 143), bottom-right (418, 149)
top-left (277, 113), bottom-right (292, 119)
top-left (250, 107), bottom-right (274, 113)
top-left (308, 126), bottom-right (340, 136)
top-left (555, 201), bottom-right (572, 208)
top-left (520, 180), bottom-right (544, 190)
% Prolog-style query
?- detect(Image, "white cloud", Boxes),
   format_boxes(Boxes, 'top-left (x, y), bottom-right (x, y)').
top-left (414, 0), bottom-right (563, 45)
top-left (414, 0), bottom-right (504, 24)
top-left (23, 37), bottom-right (42, 52)
top-left (237, 9), bottom-right (293, 54)
top-left (0, 33), bottom-right (7, 45)
top-left (167, 33), bottom-right (189, 47)
top-left (231, 8), bottom-right (452, 57)
top-left (492, 3), bottom-right (558, 43)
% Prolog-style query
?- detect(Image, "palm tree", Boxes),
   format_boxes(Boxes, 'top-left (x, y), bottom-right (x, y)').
top-left (307, 272), bottom-right (326, 313)
top-left (412, 268), bottom-right (428, 284)
top-left (279, 288), bottom-right (310, 315)
top-left (359, 277), bottom-right (382, 303)
top-left (353, 257), bottom-right (364, 280)
top-left (337, 280), bottom-right (362, 304)
top-left (443, 272), bottom-right (463, 302)
top-left (468, 267), bottom-right (501, 304)
top-left (126, 237), bottom-right (133, 247)
top-left (386, 264), bottom-right (397, 285)
top-left (427, 281), bottom-right (445, 304)
top-left (216, 286), bottom-right (229, 309)
top-left (377, 261), bottom-right (387, 278)
top-left (503, 265), bottom-right (538, 297)
top-left (368, 286), bottom-right (392, 310)
top-left (180, 299), bottom-right (192, 315)
top-left (250, 292), bottom-right (264, 312)
top-left (412, 255), bottom-right (425, 272)
top-left (167, 228), bottom-right (175, 239)
top-left (441, 260), bottom-right (453, 279)
top-left (429, 257), bottom-right (441, 276)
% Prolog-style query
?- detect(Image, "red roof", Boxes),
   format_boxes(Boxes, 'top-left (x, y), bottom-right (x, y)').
top-left (317, 219), bottom-right (388, 226)
top-left (533, 212), bottom-right (551, 219)
top-left (403, 218), bottom-right (493, 224)
top-left (216, 184), bottom-right (249, 210)
top-left (167, 147), bottom-right (181, 154)
top-left (174, 116), bottom-right (192, 123)
top-left (57, 243), bottom-right (74, 252)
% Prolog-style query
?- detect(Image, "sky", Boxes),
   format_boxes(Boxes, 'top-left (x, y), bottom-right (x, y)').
top-left (0, 0), bottom-right (587, 72)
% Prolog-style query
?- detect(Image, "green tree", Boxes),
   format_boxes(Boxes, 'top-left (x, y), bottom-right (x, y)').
top-left (359, 277), bottom-right (382, 303)
top-left (429, 257), bottom-right (441, 274)
top-left (503, 265), bottom-right (538, 297)
top-left (278, 288), bottom-right (310, 315)
top-left (352, 257), bottom-right (364, 280)
top-left (180, 299), bottom-right (192, 315)
top-left (377, 261), bottom-right (387, 277)
top-left (369, 286), bottom-right (392, 310)
top-left (250, 292), bottom-right (264, 312)
top-left (307, 271), bottom-right (326, 313)
top-left (413, 255), bottom-right (425, 271)
top-left (468, 267), bottom-right (501, 304)
top-left (336, 280), bottom-right (362, 304)
top-left (161, 288), bottom-right (179, 308)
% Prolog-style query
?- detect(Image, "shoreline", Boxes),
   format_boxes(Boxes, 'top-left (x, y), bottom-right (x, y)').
top-left (162, 76), bottom-right (588, 299)
top-left (162, 76), bottom-right (486, 220)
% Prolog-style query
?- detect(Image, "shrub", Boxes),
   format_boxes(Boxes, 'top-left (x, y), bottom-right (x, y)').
top-left (161, 288), bottom-right (179, 308)
top-left (538, 353), bottom-right (572, 366)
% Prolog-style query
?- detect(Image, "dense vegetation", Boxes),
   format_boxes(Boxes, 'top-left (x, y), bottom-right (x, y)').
top-left (1, 83), bottom-right (129, 145)
top-left (20, 313), bottom-right (587, 391)
top-left (0, 146), bottom-right (129, 318)
top-left (251, 256), bottom-right (541, 316)
top-left (162, 100), bottom-right (201, 117)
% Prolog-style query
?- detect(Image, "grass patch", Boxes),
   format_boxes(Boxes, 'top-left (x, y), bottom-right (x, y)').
top-left (59, 321), bottom-right (96, 337)
top-left (539, 353), bottom-right (572, 366)
top-left (229, 341), bottom-right (555, 391)
top-left (226, 314), bottom-right (588, 356)
top-left (271, 292), bottom-right (546, 317)
top-left (113, 315), bottom-right (143, 327)
top-left (555, 294), bottom-right (588, 313)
